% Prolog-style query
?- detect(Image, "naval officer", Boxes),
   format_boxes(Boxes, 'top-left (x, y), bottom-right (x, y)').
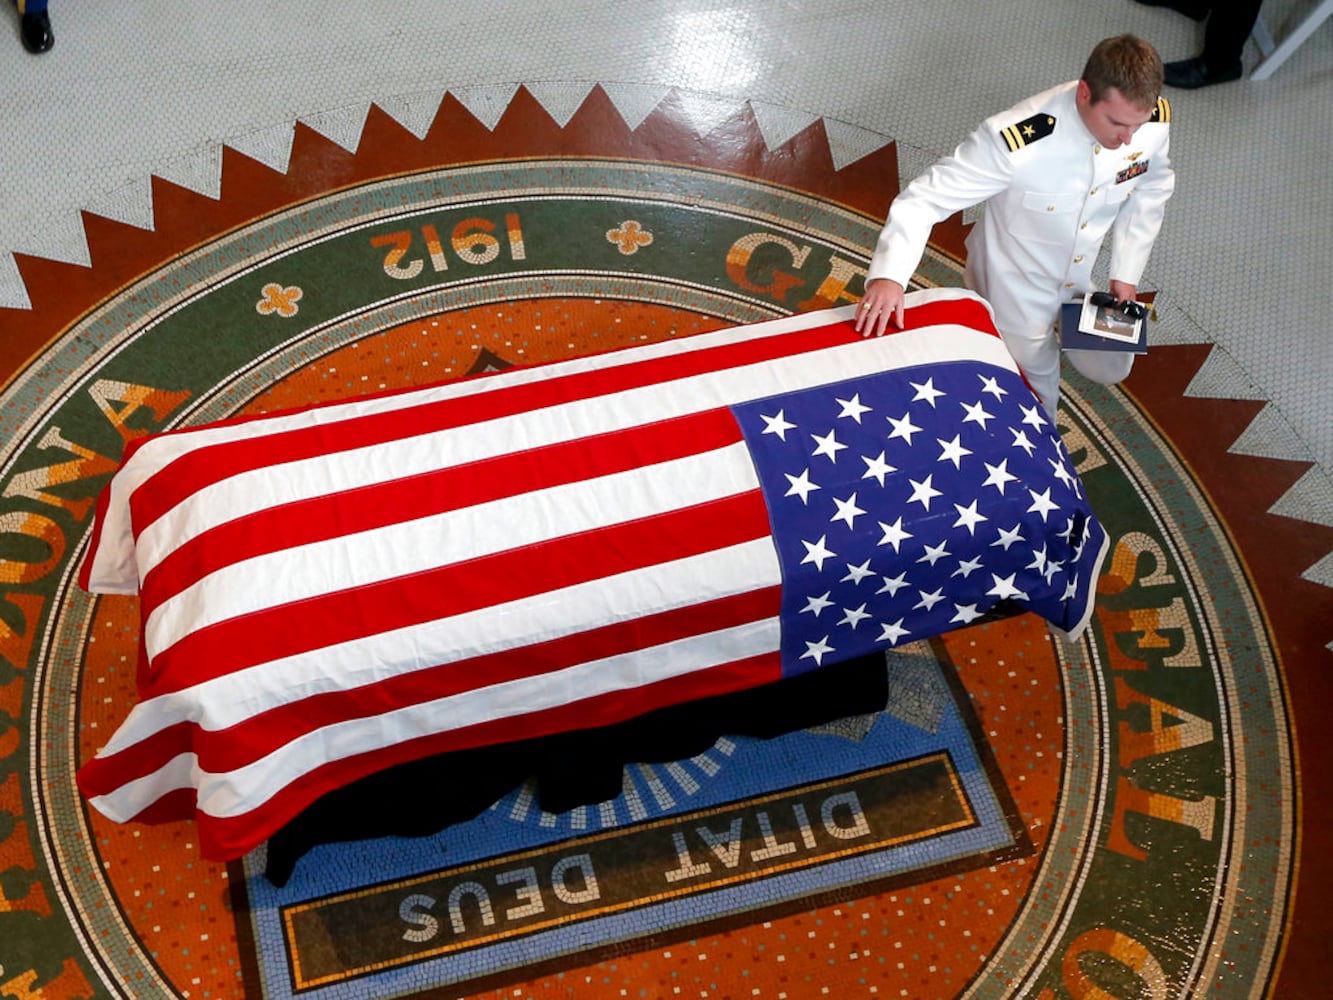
top-left (856, 35), bottom-right (1175, 416)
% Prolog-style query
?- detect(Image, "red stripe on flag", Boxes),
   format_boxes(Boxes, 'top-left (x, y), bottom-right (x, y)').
top-left (896, 296), bottom-right (996, 334)
top-left (124, 787), bottom-right (199, 826)
top-left (143, 489), bottom-right (774, 694)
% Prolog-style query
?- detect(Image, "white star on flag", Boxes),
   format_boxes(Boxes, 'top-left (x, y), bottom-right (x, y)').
top-left (836, 394), bottom-right (872, 423)
top-left (982, 459), bottom-right (1018, 494)
top-left (1072, 531), bottom-right (1088, 561)
top-left (951, 603), bottom-right (985, 625)
top-left (830, 493), bottom-right (867, 529)
top-left (861, 451), bottom-right (896, 486)
top-left (801, 535), bottom-right (836, 570)
top-left (801, 591), bottom-right (835, 616)
top-left (878, 517), bottom-right (913, 552)
top-left (937, 435), bottom-right (973, 469)
top-left (952, 556), bottom-right (985, 578)
top-left (1026, 545), bottom-right (1049, 574)
top-left (978, 374), bottom-right (1008, 400)
top-left (907, 474), bottom-right (942, 510)
top-left (1026, 487), bottom-right (1060, 522)
top-left (801, 636), bottom-right (835, 665)
top-left (961, 399), bottom-right (996, 429)
top-left (761, 409), bottom-right (797, 440)
top-left (1050, 458), bottom-right (1077, 491)
top-left (878, 619), bottom-right (911, 645)
top-left (917, 540), bottom-right (951, 566)
top-left (811, 428), bottom-right (847, 462)
top-left (914, 588), bottom-right (946, 611)
top-left (840, 560), bottom-right (875, 585)
top-left (987, 573), bottom-right (1029, 601)
top-left (1010, 428), bottom-right (1037, 456)
top-left (887, 412), bottom-right (923, 444)
top-left (838, 604), bottom-right (871, 629)
top-left (910, 377), bottom-right (945, 407)
top-left (1020, 404), bottom-right (1048, 431)
top-left (784, 468), bottom-right (820, 504)
top-left (877, 572), bottom-right (910, 596)
top-left (952, 499), bottom-right (989, 535)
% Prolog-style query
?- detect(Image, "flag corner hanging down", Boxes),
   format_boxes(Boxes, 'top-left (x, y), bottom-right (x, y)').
top-left (75, 288), bottom-right (1109, 860)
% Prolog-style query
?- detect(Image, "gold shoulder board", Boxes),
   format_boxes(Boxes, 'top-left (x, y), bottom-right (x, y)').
top-left (1000, 113), bottom-right (1057, 152)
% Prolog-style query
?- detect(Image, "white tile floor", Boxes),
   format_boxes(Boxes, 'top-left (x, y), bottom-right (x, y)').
top-left (2, 0), bottom-right (1330, 580)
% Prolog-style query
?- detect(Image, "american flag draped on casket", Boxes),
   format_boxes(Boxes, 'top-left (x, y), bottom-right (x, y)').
top-left (77, 289), bottom-right (1108, 861)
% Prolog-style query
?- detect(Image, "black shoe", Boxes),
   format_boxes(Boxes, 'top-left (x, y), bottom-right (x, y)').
top-left (1132, 0), bottom-right (1209, 21)
top-left (1163, 56), bottom-right (1244, 89)
top-left (20, 10), bottom-right (53, 53)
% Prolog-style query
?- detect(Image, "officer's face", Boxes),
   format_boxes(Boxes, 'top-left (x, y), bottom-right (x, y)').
top-left (1076, 83), bottom-right (1156, 149)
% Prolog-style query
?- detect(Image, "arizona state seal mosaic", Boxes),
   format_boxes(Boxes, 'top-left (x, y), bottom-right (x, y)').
top-left (0, 86), bottom-right (1294, 999)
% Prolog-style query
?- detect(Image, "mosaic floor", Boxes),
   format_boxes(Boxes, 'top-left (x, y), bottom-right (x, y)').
top-left (1, 81), bottom-right (1330, 1000)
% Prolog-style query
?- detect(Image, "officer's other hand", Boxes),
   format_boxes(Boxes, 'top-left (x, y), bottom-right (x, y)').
top-left (1108, 279), bottom-right (1137, 305)
top-left (854, 279), bottom-right (906, 337)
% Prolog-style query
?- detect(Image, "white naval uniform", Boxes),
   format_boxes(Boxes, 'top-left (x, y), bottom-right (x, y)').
top-left (867, 81), bottom-right (1174, 414)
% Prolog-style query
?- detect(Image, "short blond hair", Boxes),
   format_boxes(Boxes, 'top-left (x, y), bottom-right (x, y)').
top-left (1082, 35), bottom-right (1164, 109)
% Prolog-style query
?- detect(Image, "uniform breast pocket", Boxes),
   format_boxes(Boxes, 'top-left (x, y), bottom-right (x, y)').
top-left (1104, 181), bottom-right (1134, 206)
top-left (1011, 190), bottom-right (1082, 244)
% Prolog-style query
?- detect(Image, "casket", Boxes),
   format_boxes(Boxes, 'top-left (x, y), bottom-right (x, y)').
top-left (77, 289), bottom-right (1107, 864)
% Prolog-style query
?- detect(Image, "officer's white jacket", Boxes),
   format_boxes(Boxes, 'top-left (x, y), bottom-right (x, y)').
top-left (868, 81), bottom-right (1174, 338)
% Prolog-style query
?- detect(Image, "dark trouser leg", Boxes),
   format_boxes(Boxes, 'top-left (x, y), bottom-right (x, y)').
top-left (1203, 0), bottom-right (1265, 70)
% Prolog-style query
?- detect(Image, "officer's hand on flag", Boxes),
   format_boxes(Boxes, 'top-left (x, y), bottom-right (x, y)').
top-left (854, 278), bottom-right (905, 337)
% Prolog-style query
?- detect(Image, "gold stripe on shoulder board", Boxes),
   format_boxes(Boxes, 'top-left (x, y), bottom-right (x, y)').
top-left (1000, 114), bottom-right (1056, 152)
top-left (1152, 97), bottom-right (1171, 123)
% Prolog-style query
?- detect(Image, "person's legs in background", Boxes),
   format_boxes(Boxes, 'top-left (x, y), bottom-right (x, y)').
top-left (1136, 0), bottom-right (1266, 88)
top-left (15, 0), bottom-right (53, 54)
top-left (1133, 0), bottom-right (1208, 20)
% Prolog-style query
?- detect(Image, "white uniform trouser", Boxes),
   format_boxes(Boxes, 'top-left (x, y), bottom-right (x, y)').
top-left (965, 257), bottom-right (1135, 416)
